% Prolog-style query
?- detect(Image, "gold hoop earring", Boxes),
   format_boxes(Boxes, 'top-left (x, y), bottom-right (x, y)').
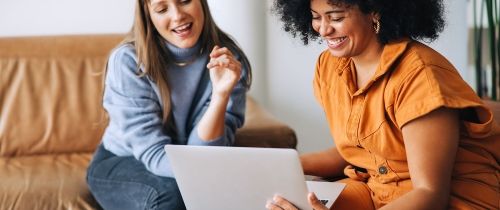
top-left (373, 19), bottom-right (380, 34)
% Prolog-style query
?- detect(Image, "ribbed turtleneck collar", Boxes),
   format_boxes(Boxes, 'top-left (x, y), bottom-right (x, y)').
top-left (165, 40), bottom-right (203, 62)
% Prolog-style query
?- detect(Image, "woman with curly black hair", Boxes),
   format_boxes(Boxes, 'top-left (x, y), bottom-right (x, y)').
top-left (267, 0), bottom-right (500, 209)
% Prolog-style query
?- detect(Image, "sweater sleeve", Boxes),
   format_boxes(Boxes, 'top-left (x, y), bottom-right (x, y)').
top-left (102, 45), bottom-right (175, 177)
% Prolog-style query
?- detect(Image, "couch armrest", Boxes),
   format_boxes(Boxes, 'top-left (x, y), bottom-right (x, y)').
top-left (234, 97), bottom-right (297, 149)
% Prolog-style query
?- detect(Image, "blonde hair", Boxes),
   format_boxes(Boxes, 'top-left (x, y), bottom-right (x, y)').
top-left (123, 0), bottom-right (252, 124)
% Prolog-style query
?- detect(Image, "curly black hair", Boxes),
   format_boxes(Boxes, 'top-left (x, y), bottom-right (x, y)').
top-left (272, 0), bottom-right (446, 45)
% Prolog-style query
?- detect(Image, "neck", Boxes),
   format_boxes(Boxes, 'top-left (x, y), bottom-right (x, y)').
top-left (165, 40), bottom-right (203, 63)
top-left (351, 41), bottom-right (384, 74)
top-left (351, 40), bottom-right (384, 89)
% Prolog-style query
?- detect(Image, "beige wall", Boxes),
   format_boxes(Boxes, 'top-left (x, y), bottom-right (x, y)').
top-left (0, 0), bottom-right (468, 153)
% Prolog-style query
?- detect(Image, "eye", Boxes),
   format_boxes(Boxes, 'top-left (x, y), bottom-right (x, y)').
top-left (156, 9), bottom-right (167, 13)
top-left (330, 16), bottom-right (344, 22)
top-left (312, 16), bottom-right (321, 20)
top-left (179, 0), bottom-right (191, 5)
top-left (155, 6), bottom-right (167, 13)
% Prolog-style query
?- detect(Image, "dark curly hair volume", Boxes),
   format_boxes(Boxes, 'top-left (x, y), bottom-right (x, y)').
top-left (272, 0), bottom-right (446, 45)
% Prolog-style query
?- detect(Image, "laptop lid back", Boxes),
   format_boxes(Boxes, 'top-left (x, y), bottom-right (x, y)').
top-left (165, 145), bottom-right (311, 210)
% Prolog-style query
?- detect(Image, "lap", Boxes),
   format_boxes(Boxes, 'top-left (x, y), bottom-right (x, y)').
top-left (331, 178), bottom-right (375, 210)
top-left (87, 145), bottom-right (186, 210)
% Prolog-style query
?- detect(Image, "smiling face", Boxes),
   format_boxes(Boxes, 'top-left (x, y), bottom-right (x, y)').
top-left (148, 0), bottom-right (204, 48)
top-left (310, 0), bottom-right (379, 58)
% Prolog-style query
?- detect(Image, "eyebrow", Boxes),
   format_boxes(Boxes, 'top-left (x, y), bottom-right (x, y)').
top-left (311, 9), bottom-right (345, 15)
top-left (150, 0), bottom-right (166, 7)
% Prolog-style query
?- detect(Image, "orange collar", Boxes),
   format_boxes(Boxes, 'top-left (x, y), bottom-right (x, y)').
top-left (335, 39), bottom-right (411, 96)
top-left (336, 39), bottom-right (410, 77)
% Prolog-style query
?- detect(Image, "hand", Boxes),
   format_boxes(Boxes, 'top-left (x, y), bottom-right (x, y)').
top-left (206, 45), bottom-right (242, 97)
top-left (307, 192), bottom-right (329, 210)
top-left (265, 193), bottom-right (329, 210)
top-left (266, 195), bottom-right (299, 210)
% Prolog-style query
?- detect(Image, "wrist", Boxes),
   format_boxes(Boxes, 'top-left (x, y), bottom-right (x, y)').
top-left (211, 91), bottom-right (230, 102)
top-left (209, 93), bottom-right (230, 109)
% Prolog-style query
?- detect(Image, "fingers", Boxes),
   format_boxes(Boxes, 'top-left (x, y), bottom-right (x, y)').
top-left (207, 45), bottom-right (237, 68)
top-left (207, 54), bottom-right (230, 68)
top-left (274, 195), bottom-right (299, 210)
top-left (206, 57), bottom-right (229, 69)
top-left (265, 202), bottom-right (284, 210)
top-left (206, 57), bottom-right (239, 70)
top-left (206, 51), bottom-right (241, 71)
top-left (266, 195), bottom-right (298, 210)
top-left (308, 192), bottom-right (329, 210)
top-left (210, 45), bottom-right (234, 58)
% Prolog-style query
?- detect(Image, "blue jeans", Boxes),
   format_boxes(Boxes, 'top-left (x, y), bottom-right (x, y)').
top-left (87, 145), bottom-right (186, 210)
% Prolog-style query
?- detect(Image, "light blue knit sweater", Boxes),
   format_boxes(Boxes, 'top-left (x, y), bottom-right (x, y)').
top-left (101, 41), bottom-right (248, 177)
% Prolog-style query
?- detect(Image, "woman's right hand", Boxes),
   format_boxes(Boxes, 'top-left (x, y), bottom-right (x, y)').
top-left (206, 45), bottom-right (242, 97)
top-left (265, 193), bottom-right (329, 210)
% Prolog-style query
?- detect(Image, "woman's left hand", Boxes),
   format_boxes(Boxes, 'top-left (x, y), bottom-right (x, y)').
top-left (266, 193), bottom-right (329, 210)
top-left (206, 45), bottom-right (242, 97)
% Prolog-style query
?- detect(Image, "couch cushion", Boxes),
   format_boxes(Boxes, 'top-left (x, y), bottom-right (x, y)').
top-left (0, 154), bottom-right (99, 210)
top-left (0, 35), bottom-right (124, 156)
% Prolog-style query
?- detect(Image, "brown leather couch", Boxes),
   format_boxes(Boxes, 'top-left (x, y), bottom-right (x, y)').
top-left (0, 35), bottom-right (297, 210)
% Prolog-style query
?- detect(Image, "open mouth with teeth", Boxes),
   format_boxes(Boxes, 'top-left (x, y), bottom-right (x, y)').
top-left (327, 36), bottom-right (348, 48)
top-left (172, 23), bottom-right (193, 37)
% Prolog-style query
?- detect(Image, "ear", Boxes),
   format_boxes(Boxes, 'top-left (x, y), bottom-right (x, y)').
top-left (371, 12), bottom-right (380, 23)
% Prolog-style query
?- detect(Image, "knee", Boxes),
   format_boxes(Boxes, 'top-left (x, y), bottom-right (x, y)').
top-left (88, 177), bottom-right (156, 210)
top-left (88, 178), bottom-right (186, 210)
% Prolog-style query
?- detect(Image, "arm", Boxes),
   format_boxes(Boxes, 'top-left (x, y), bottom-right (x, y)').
top-left (188, 46), bottom-right (247, 145)
top-left (103, 46), bottom-right (175, 177)
top-left (268, 108), bottom-right (459, 210)
top-left (300, 147), bottom-right (348, 178)
top-left (381, 107), bottom-right (459, 210)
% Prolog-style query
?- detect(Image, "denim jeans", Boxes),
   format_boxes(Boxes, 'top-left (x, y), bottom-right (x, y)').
top-left (87, 145), bottom-right (186, 210)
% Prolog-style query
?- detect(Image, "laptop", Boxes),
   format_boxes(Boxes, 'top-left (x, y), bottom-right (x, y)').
top-left (165, 145), bottom-right (345, 210)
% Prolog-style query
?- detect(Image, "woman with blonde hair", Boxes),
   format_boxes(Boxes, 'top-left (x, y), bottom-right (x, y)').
top-left (86, 0), bottom-right (251, 209)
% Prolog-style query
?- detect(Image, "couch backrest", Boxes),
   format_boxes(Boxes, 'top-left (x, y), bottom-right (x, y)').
top-left (0, 35), bottom-right (124, 157)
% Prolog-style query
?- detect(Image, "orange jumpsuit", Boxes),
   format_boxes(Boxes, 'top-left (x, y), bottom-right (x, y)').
top-left (313, 39), bottom-right (500, 209)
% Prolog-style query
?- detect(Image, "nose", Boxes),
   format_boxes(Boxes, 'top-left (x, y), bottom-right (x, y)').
top-left (318, 19), bottom-right (333, 37)
top-left (170, 5), bottom-right (186, 22)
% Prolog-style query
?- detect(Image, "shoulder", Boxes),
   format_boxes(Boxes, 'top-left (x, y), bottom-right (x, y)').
top-left (106, 43), bottom-right (143, 77)
top-left (386, 40), bottom-right (463, 92)
top-left (110, 42), bottom-right (137, 58)
top-left (388, 41), bottom-right (482, 126)
top-left (398, 41), bottom-right (457, 75)
top-left (108, 43), bottom-right (139, 71)
top-left (105, 43), bottom-right (151, 88)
